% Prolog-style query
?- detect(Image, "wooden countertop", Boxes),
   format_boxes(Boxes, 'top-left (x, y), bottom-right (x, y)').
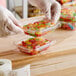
top-left (0, 16), bottom-right (76, 76)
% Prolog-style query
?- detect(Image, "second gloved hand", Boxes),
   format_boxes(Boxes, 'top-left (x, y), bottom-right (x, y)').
top-left (0, 6), bottom-right (23, 37)
top-left (28, 0), bottom-right (61, 24)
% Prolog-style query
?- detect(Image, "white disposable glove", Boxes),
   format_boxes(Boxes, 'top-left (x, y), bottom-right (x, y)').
top-left (28, 0), bottom-right (61, 24)
top-left (0, 6), bottom-right (23, 37)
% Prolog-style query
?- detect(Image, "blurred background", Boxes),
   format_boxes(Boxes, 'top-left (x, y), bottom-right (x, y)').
top-left (5, 0), bottom-right (76, 19)
top-left (6, 0), bottom-right (43, 19)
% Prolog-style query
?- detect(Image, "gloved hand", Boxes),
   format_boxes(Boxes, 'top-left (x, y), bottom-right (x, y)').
top-left (28, 0), bottom-right (61, 24)
top-left (0, 6), bottom-right (23, 37)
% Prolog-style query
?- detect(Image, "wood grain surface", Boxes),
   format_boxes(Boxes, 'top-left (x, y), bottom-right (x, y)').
top-left (0, 16), bottom-right (76, 76)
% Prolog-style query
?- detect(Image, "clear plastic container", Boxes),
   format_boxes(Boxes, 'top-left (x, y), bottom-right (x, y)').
top-left (23, 20), bottom-right (60, 37)
top-left (60, 6), bottom-right (76, 30)
top-left (63, 1), bottom-right (76, 7)
top-left (16, 37), bottom-right (56, 55)
top-left (60, 21), bottom-right (76, 30)
top-left (60, 7), bottom-right (76, 22)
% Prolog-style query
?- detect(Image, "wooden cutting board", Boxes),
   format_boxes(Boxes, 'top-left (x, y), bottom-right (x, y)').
top-left (0, 16), bottom-right (76, 75)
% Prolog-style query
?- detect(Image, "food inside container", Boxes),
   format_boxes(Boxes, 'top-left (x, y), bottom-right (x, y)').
top-left (60, 8), bottom-right (76, 22)
top-left (17, 37), bottom-right (55, 55)
top-left (23, 20), bottom-right (59, 37)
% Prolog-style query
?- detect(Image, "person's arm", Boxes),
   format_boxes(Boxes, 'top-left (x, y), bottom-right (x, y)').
top-left (0, 0), bottom-right (6, 7)
top-left (0, 6), bottom-right (23, 37)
